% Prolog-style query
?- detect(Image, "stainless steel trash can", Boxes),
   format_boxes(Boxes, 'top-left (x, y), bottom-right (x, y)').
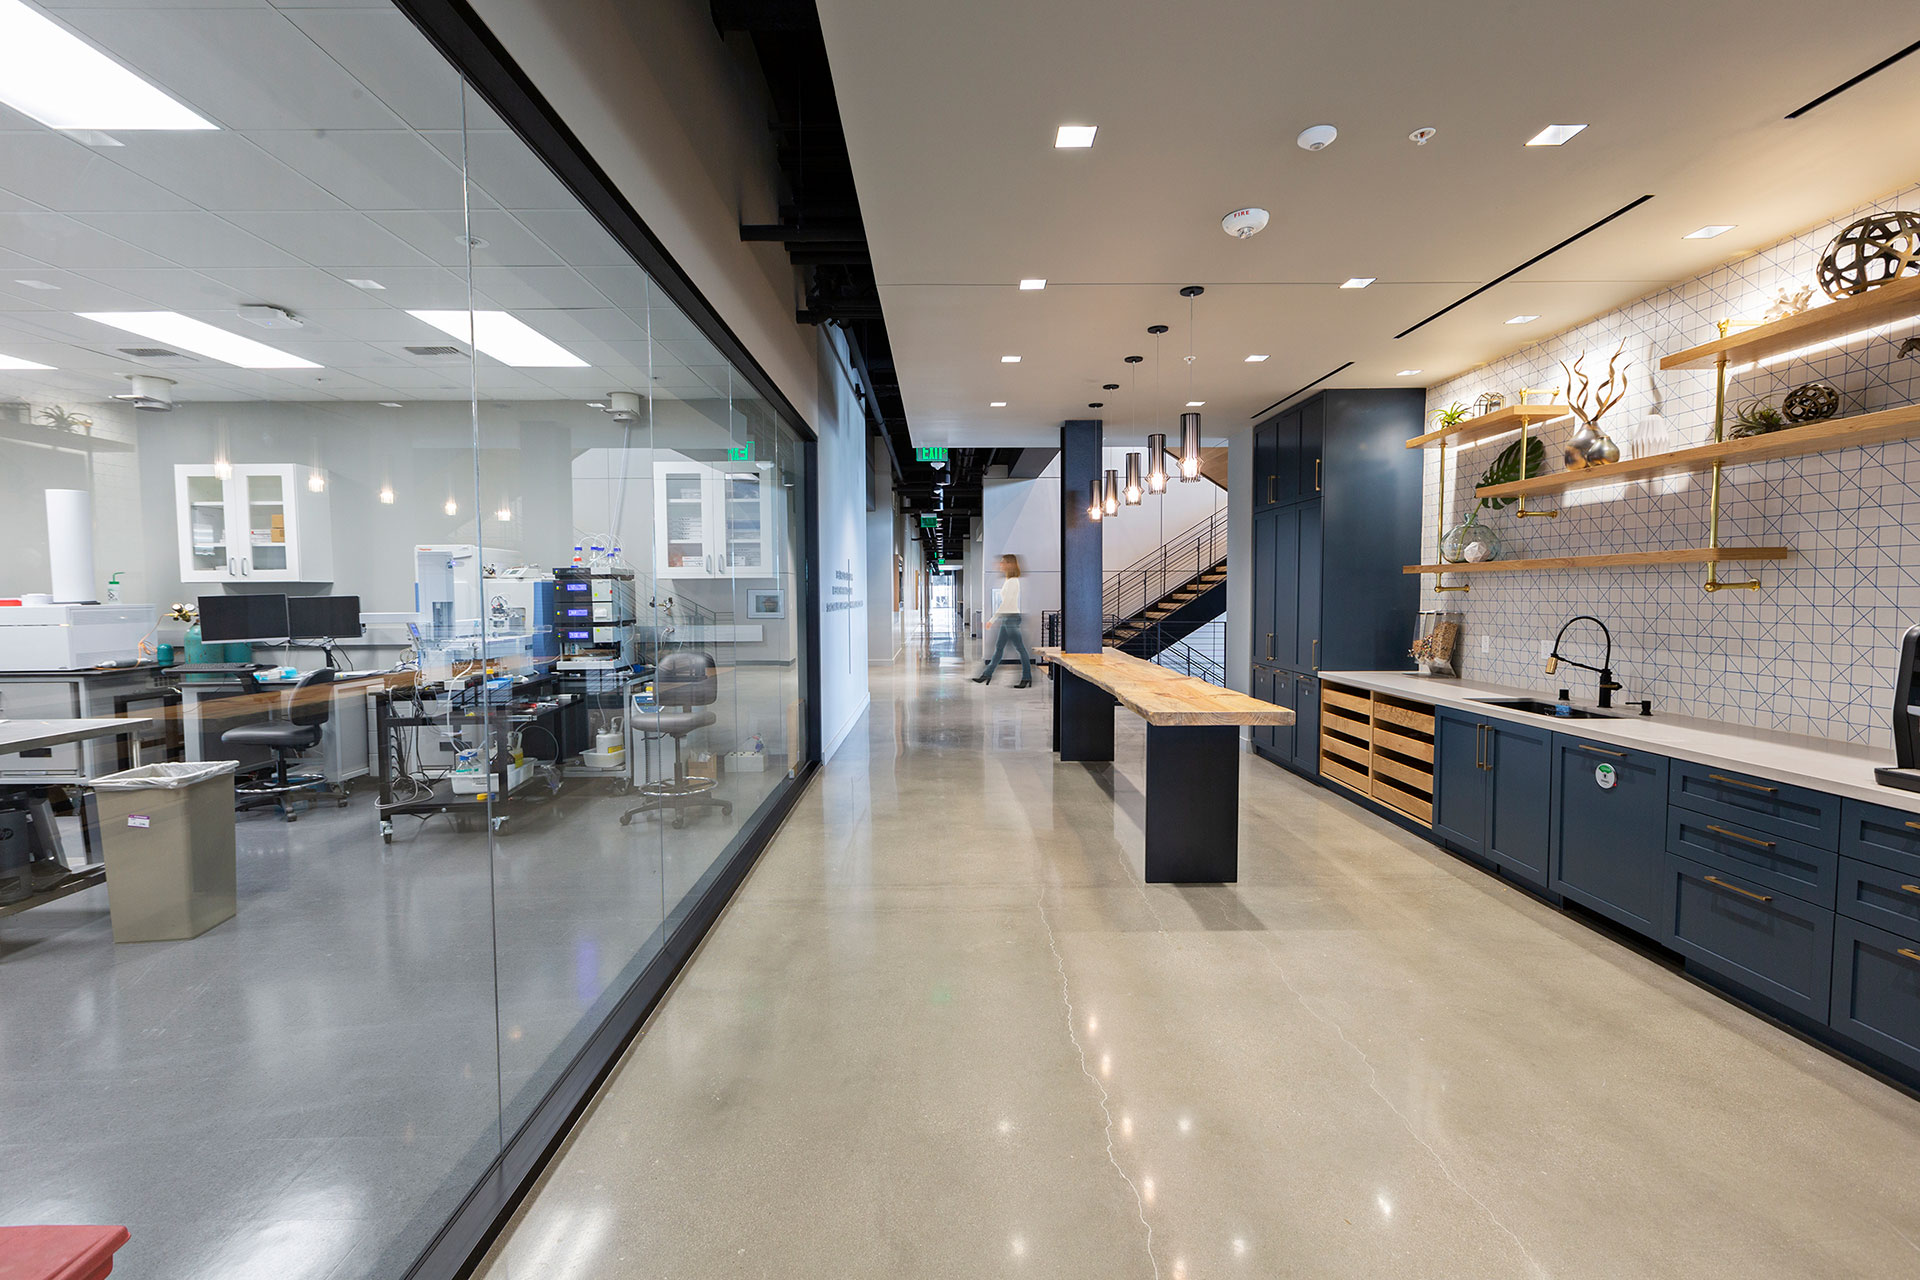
top-left (90, 761), bottom-right (240, 942)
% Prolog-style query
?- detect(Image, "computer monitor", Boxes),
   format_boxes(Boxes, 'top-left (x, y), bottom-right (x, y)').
top-left (197, 594), bottom-right (290, 642)
top-left (288, 595), bottom-right (363, 639)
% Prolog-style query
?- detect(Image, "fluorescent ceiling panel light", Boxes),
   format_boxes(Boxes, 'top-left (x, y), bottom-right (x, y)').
top-left (407, 310), bottom-right (588, 367)
top-left (0, 0), bottom-right (216, 131)
top-left (80, 311), bottom-right (318, 368)
top-left (1018, 278), bottom-right (1046, 291)
top-left (1684, 224), bottom-right (1735, 239)
top-left (1340, 277), bottom-right (1376, 289)
top-left (1186, 400), bottom-right (1206, 407)
top-left (14, 279), bottom-right (58, 290)
top-left (1054, 124), bottom-right (1097, 148)
top-left (0, 352), bottom-right (54, 370)
top-left (346, 278), bottom-right (386, 290)
top-left (990, 401), bottom-right (1007, 407)
top-left (1397, 369), bottom-right (1422, 376)
top-left (1505, 314), bottom-right (1540, 325)
top-left (1244, 354), bottom-right (1270, 362)
top-left (1000, 355), bottom-right (1021, 363)
top-left (1525, 124), bottom-right (1587, 146)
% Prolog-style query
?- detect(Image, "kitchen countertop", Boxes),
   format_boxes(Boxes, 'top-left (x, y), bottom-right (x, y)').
top-left (1320, 669), bottom-right (1919, 813)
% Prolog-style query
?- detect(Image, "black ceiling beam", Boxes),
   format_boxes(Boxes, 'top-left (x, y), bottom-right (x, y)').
top-left (740, 222), bottom-right (864, 242)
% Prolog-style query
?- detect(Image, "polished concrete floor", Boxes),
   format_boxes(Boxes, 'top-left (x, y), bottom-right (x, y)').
top-left (479, 645), bottom-right (1920, 1280)
top-left (0, 665), bottom-right (795, 1280)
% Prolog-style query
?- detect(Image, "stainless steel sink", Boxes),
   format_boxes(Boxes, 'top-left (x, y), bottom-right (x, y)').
top-left (1470, 697), bottom-right (1617, 720)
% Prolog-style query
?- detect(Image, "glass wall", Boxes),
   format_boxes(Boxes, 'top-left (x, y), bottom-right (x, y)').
top-left (0, 3), bottom-right (811, 1277)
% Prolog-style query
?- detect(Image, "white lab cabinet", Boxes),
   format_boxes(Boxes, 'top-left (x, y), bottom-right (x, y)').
top-left (174, 464), bottom-right (333, 583)
top-left (653, 461), bottom-right (778, 579)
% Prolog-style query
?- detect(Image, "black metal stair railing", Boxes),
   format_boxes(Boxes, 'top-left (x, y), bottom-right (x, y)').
top-left (1102, 506), bottom-right (1229, 623)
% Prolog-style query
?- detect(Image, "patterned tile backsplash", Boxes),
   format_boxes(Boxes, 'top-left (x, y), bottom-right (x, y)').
top-left (1423, 180), bottom-right (1920, 748)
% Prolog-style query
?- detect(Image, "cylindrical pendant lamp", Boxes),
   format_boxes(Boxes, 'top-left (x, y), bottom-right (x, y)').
top-left (1179, 412), bottom-right (1203, 482)
top-left (1146, 432), bottom-right (1167, 493)
top-left (1088, 485), bottom-right (1103, 522)
top-left (1103, 468), bottom-right (1120, 516)
top-left (1123, 452), bottom-right (1143, 505)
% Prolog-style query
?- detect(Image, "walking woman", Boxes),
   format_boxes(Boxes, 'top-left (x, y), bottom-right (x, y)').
top-left (973, 553), bottom-right (1034, 687)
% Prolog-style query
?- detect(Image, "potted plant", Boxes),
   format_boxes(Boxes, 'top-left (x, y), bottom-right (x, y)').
top-left (1440, 435), bottom-right (1544, 563)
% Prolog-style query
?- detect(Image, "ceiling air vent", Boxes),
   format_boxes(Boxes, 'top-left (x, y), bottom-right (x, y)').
top-left (404, 345), bottom-right (464, 357)
top-left (118, 347), bottom-right (191, 359)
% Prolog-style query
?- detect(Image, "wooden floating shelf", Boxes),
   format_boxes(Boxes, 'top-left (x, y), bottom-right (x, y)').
top-left (1660, 274), bottom-right (1920, 372)
top-left (1404, 546), bottom-right (1792, 576)
top-left (1405, 401), bottom-right (1569, 450)
top-left (1473, 402), bottom-right (1920, 502)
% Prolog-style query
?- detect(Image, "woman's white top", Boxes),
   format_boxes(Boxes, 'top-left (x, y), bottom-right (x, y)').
top-left (997, 577), bottom-right (1021, 618)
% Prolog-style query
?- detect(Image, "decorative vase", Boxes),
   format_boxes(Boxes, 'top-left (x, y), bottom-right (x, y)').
top-left (1440, 509), bottom-right (1503, 564)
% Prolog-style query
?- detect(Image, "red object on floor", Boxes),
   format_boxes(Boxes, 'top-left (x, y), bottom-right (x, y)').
top-left (0, 1227), bottom-right (131, 1280)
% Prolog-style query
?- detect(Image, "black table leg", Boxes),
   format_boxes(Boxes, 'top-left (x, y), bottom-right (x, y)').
top-left (1055, 668), bottom-right (1114, 762)
top-left (1144, 724), bottom-right (1238, 883)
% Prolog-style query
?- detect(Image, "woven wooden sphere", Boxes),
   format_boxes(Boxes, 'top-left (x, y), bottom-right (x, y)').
top-left (1783, 381), bottom-right (1840, 422)
top-left (1817, 211), bottom-right (1920, 299)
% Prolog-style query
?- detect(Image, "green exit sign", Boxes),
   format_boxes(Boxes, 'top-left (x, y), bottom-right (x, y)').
top-left (726, 443), bottom-right (753, 462)
top-left (915, 446), bottom-right (948, 462)
top-left (919, 514), bottom-right (937, 528)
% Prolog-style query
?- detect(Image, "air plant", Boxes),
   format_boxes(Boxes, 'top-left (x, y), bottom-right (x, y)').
top-left (1729, 397), bottom-right (1787, 439)
top-left (1559, 342), bottom-right (1630, 468)
top-left (1431, 402), bottom-right (1473, 430)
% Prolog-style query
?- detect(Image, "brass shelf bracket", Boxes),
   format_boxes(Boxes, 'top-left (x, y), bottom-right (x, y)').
top-left (1513, 386), bottom-right (1563, 519)
top-left (1703, 331), bottom-right (1761, 593)
top-left (1432, 438), bottom-right (1470, 592)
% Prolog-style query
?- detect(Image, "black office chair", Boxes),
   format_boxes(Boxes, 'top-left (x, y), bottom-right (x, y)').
top-left (620, 650), bottom-right (732, 829)
top-left (221, 668), bottom-right (348, 821)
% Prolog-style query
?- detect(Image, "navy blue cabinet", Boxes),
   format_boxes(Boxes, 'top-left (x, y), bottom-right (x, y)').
top-left (1830, 916), bottom-right (1920, 1075)
top-left (1552, 736), bottom-right (1669, 933)
top-left (1663, 852), bottom-right (1834, 1021)
top-left (1433, 709), bottom-right (1551, 888)
top-left (1670, 761), bottom-right (1841, 849)
top-left (1839, 797), bottom-right (1920, 879)
top-left (1665, 808), bottom-right (1837, 906)
top-left (1837, 857), bottom-right (1920, 937)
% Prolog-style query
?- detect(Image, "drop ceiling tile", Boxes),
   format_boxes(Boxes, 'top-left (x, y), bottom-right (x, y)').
top-left (466, 267), bottom-right (611, 310)
top-left (422, 131), bottom-right (578, 211)
top-left (513, 211), bottom-right (632, 267)
top-left (58, 9), bottom-right (406, 131)
top-left (217, 210), bottom-right (437, 268)
top-left (57, 267), bottom-right (241, 310)
top-left (106, 133), bottom-right (346, 212)
top-left (280, 9), bottom-right (471, 130)
top-left (194, 266), bottom-right (402, 311)
top-left (296, 307), bottom-right (459, 343)
top-left (242, 129), bottom-right (467, 212)
top-left (527, 308), bottom-right (649, 343)
top-left (69, 212), bottom-right (303, 268)
top-left (0, 214), bottom-right (174, 269)
top-left (313, 265), bottom-right (471, 310)
top-left (0, 134), bottom-right (199, 214)
top-left (370, 210), bottom-right (563, 269)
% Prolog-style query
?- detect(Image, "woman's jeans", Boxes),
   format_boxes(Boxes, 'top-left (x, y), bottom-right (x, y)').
top-left (980, 616), bottom-right (1033, 682)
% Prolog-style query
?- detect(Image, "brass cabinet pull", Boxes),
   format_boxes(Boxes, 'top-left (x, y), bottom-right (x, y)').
top-left (1905, 821), bottom-right (1920, 832)
top-left (1899, 884), bottom-right (1920, 896)
top-left (1315, 457), bottom-right (1322, 492)
top-left (1474, 722), bottom-right (1484, 770)
top-left (1704, 875), bottom-right (1773, 903)
top-left (1482, 723), bottom-right (1495, 771)
top-left (1266, 632), bottom-right (1274, 660)
top-left (1900, 949), bottom-right (1920, 964)
top-left (1312, 638), bottom-right (1319, 671)
top-left (1576, 743), bottom-right (1626, 757)
top-left (1708, 773), bottom-right (1776, 794)
top-left (1705, 824), bottom-right (1775, 849)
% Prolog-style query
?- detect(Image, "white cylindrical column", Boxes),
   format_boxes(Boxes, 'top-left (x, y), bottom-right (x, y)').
top-left (46, 488), bottom-right (96, 602)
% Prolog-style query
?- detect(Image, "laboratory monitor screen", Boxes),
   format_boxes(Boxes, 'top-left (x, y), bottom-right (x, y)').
top-left (197, 593), bottom-right (290, 642)
top-left (288, 595), bottom-right (363, 639)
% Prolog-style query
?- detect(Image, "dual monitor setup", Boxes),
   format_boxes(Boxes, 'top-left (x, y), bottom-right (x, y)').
top-left (198, 594), bottom-right (362, 644)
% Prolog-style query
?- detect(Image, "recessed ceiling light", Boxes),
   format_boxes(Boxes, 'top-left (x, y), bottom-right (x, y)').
top-left (1684, 224), bottom-right (1736, 239)
top-left (0, 352), bottom-right (54, 371)
top-left (0, 0), bottom-right (217, 131)
top-left (1397, 369), bottom-right (1422, 377)
top-left (1000, 355), bottom-right (1021, 363)
top-left (408, 310), bottom-right (588, 368)
top-left (1505, 314), bottom-right (1540, 325)
top-left (990, 401), bottom-right (1007, 407)
top-left (1244, 355), bottom-right (1270, 363)
top-left (346, 278), bottom-right (386, 290)
top-left (79, 311), bottom-right (318, 368)
top-left (1340, 277), bottom-right (1376, 289)
top-left (1054, 124), bottom-right (1097, 149)
top-left (379, 401), bottom-right (403, 408)
top-left (1525, 124), bottom-right (1587, 147)
top-left (14, 279), bottom-right (58, 291)
top-left (1019, 279), bottom-right (1046, 291)
top-left (1186, 400), bottom-right (1206, 407)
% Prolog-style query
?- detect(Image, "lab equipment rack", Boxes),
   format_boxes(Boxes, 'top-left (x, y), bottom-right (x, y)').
top-left (373, 671), bottom-right (588, 842)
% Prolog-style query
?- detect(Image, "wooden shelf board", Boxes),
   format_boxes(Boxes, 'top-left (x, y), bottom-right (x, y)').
top-left (1405, 402), bottom-right (1569, 450)
top-left (1404, 546), bottom-right (1792, 575)
top-left (1476, 403), bottom-right (1920, 501)
top-left (1659, 275), bottom-right (1920, 371)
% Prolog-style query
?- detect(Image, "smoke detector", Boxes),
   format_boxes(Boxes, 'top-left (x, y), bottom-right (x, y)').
top-left (113, 374), bottom-right (175, 411)
top-left (1221, 207), bottom-right (1270, 238)
top-left (603, 391), bottom-right (643, 420)
top-left (237, 304), bottom-right (303, 329)
top-left (1296, 124), bottom-right (1338, 152)
top-left (1409, 127), bottom-right (1437, 146)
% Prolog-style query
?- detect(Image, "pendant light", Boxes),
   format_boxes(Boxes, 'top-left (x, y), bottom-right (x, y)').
top-left (1146, 329), bottom-right (1170, 492)
top-left (1125, 353), bottom-right (1164, 495)
top-left (1086, 400), bottom-right (1107, 521)
top-left (1124, 452), bottom-right (1143, 504)
top-left (1179, 285), bottom-right (1205, 482)
top-left (1103, 468), bottom-right (1120, 517)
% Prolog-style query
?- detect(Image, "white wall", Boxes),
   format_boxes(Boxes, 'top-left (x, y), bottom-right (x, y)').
top-left (1098, 446), bottom-right (1225, 571)
top-left (865, 438), bottom-right (902, 664)
top-left (981, 462), bottom-right (1062, 628)
top-left (816, 329), bottom-right (871, 758)
top-left (1227, 429), bottom-right (1252, 698)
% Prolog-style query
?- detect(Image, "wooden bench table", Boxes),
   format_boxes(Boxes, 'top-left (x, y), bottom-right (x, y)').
top-left (1038, 647), bottom-right (1294, 883)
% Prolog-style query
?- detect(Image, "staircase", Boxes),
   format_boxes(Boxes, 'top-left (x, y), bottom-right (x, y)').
top-left (1040, 506), bottom-right (1228, 660)
top-left (1106, 558), bottom-right (1226, 656)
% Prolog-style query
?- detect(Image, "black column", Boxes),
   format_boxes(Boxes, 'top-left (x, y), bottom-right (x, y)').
top-left (1060, 418), bottom-right (1103, 653)
top-left (1144, 724), bottom-right (1240, 882)
top-left (1053, 668), bottom-right (1116, 762)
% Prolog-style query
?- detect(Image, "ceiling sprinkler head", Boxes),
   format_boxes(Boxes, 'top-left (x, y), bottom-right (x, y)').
top-left (1409, 127), bottom-right (1438, 146)
top-left (1296, 123), bottom-right (1338, 152)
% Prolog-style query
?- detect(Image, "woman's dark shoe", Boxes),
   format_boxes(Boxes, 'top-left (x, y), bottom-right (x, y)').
top-left (971, 673), bottom-right (990, 684)
top-left (1014, 678), bottom-right (1032, 688)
